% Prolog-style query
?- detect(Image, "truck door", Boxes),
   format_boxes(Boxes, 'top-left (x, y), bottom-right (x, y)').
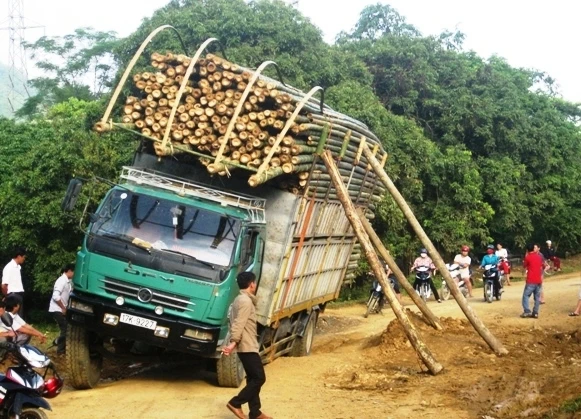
top-left (239, 227), bottom-right (265, 287)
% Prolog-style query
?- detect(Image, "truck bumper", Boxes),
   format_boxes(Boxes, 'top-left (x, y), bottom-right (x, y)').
top-left (67, 292), bottom-right (221, 357)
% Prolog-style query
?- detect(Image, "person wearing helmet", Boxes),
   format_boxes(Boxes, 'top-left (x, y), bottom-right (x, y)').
top-left (411, 248), bottom-right (441, 303)
top-left (454, 245), bottom-right (473, 297)
top-left (480, 244), bottom-right (502, 298)
top-left (542, 240), bottom-right (561, 272)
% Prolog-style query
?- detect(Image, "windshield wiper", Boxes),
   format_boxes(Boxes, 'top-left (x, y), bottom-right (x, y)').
top-left (156, 248), bottom-right (216, 270)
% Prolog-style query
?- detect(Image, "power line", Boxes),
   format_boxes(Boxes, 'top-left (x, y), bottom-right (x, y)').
top-left (0, 0), bottom-right (44, 113)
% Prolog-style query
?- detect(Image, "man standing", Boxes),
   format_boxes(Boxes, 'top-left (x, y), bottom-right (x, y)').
top-left (521, 243), bottom-right (544, 319)
top-left (222, 272), bottom-right (271, 419)
top-left (49, 264), bottom-right (74, 355)
top-left (1, 248), bottom-right (27, 318)
top-left (454, 245), bottom-right (473, 297)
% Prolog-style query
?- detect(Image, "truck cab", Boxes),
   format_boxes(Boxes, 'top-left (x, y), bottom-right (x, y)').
top-left (67, 164), bottom-right (266, 388)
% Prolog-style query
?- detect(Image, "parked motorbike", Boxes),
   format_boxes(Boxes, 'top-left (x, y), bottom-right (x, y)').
top-left (0, 313), bottom-right (63, 419)
top-left (482, 264), bottom-right (502, 303)
top-left (441, 263), bottom-right (469, 300)
top-left (414, 266), bottom-right (432, 302)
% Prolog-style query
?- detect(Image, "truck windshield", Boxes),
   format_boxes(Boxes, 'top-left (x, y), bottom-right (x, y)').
top-left (91, 189), bottom-right (240, 267)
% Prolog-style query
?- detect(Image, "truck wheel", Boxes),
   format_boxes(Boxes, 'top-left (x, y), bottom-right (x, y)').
top-left (217, 353), bottom-right (245, 388)
top-left (66, 324), bottom-right (103, 389)
top-left (20, 408), bottom-right (49, 419)
top-left (291, 312), bottom-right (317, 357)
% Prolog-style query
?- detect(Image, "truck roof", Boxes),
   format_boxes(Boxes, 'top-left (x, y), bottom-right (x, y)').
top-left (119, 166), bottom-right (266, 223)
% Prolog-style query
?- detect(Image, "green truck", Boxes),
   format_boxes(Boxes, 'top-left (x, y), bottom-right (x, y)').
top-left (63, 141), bottom-right (382, 389)
top-left (62, 28), bottom-right (386, 389)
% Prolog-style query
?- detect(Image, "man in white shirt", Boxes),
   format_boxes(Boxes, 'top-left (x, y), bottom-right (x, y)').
top-left (454, 245), bottom-right (473, 298)
top-left (2, 294), bottom-right (45, 345)
top-left (1, 248), bottom-right (27, 318)
top-left (48, 264), bottom-right (74, 355)
top-left (496, 243), bottom-right (511, 286)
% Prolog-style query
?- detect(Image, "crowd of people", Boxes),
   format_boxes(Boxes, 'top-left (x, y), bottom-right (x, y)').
top-left (367, 240), bottom-right (573, 321)
top-left (0, 247), bottom-right (74, 355)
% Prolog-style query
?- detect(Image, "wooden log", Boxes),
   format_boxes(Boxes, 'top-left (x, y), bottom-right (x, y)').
top-left (356, 208), bottom-right (442, 330)
top-left (321, 150), bottom-right (443, 375)
top-left (361, 144), bottom-right (508, 356)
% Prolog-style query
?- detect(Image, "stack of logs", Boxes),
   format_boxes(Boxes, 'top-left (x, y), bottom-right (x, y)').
top-left (100, 51), bottom-right (387, 205)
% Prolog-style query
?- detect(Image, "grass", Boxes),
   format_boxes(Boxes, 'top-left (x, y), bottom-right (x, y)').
top-left (543, 395), bottom-right (581, 418)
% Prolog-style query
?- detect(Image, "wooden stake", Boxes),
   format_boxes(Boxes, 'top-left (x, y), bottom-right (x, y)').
top-left (321, 150), bottom-right (443, 375)
top-left (361, 144), bottom-right (508, 356)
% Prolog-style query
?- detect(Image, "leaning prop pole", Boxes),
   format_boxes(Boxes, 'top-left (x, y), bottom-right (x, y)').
top-left (321, 150), bottom-right (444, 375)
top-left (356, 208), bottom-right (442, 331)
top-left (361, 144), bottom-right (508, 356)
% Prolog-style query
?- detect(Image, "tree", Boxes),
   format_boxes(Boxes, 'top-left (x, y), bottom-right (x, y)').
top-left (17, 28), bottom-right (119, 118)
top-left (0, 99), bottom-right (134, 293)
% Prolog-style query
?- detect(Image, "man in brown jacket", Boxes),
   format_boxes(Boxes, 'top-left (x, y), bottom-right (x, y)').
top-left (222, 272), bottom-right (271, 419)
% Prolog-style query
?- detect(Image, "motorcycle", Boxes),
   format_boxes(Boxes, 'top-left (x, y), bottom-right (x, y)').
top-left (0, 313), bottom-right (63, 419)
top-left (482, 264), bottom-right (502, 303)
top-left (440, 263), bottom-right (469, 300)
top-left (414, 266), bottom-right (432, 302)
top-left (364, 278), bottom-right (384, 318)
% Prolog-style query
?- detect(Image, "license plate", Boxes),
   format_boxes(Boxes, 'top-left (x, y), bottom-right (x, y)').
top-left (119, 313), bottom-right (157, 330)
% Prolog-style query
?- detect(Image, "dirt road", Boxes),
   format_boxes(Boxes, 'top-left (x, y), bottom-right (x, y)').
top-left (49, 273), bottom-right (581, 418)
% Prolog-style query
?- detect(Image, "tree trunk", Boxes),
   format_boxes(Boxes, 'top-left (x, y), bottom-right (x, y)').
top-left (361, 144), bottom-right (509, 356)
top-left (321, 150), bottom-right (444, 375)
top-left (356, 207), bottom-right (443, 331)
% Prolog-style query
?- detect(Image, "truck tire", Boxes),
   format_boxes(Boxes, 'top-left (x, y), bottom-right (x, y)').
top-left (217, 353), bottom-right (245, 388)
top-left (66, 324), bottom-right (103, 389)
top-left (291, 312), bottom-right (317, 357)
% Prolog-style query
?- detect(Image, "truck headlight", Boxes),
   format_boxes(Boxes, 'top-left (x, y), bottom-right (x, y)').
top-left (183, 328), bottom-right (213, 341)
top-left (71, 300), bottom-right (94, 314)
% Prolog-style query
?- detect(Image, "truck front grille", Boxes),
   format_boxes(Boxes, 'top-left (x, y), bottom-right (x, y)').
top-left (99, 277), bottom-right (194, 312)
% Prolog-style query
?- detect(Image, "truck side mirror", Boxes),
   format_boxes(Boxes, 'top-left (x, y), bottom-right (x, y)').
top-left (62, 179), bottom-right (83, 212)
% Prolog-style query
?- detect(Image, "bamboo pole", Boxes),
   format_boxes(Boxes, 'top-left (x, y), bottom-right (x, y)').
top-left (160, 38), bottom-right (218, 151)
top-left (321, 150), bottom-right (443, 375)
top-left (361, 144), bottom-right (509, 356)
top-left (356, 208), bottom-right (442, 330)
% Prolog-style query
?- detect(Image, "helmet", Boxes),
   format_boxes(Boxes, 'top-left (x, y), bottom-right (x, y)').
top-left (42, 376), bottom-right (64, 399)
top-left (461, 245), bottom-right (469, 252)
top-left (546, 240), bottom-right (552, 245)
top-left (486, 244), bottom-right (494, 250)
top-left (419, 248), bottom-right (427, 254)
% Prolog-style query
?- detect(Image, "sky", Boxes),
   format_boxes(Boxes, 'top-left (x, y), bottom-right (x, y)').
top-left (0, 0), bottom-right (579, 103)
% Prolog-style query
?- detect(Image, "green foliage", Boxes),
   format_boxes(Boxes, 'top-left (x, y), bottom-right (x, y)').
top-left (0, 99), bottom-right (133, 293)
top-left (18, 28), bottom-right (119, 118)
top-left (1, 0), bottom-right (581, 299)
top-left (116, 0), bottom-right (370, 90)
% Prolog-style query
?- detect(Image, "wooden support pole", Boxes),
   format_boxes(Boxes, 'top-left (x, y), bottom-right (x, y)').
top-left (361, 144), bottom-right (509, 356)
top-left (356, 207), bottom-right (442, 331)
top-left (321, 150), bottom-right (444, 375)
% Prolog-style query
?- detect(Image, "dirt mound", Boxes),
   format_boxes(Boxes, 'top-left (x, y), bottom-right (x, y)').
top-left (324, 312), bottom-right (581, 417)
